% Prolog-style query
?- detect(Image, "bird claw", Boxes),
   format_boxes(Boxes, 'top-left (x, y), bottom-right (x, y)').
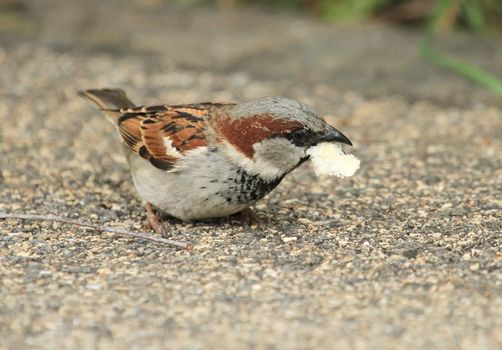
top-left (238, 207), bottom-right (262, 227)
top-left (144, 202), bottom-right (169, 236)
top-left (144, 215), bottom-right (167, 236)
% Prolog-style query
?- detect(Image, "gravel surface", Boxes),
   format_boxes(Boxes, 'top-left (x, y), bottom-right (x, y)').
top-left (0, 1), bottom-right (501, 349)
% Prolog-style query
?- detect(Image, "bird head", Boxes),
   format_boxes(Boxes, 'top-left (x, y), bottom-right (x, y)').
top-left (215, 97), bottom-right (352, 180)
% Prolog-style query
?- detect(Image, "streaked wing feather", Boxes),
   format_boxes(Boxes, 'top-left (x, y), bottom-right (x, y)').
top-left (117, 104), bottom-right (215, 170)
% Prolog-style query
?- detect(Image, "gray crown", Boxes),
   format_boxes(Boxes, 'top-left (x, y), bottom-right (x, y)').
top-left (232, 97), bottom-right (327, 132)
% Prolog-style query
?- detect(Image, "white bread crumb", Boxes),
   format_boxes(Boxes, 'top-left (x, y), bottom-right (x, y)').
top-left (307, 143), bottom-right (360, 177)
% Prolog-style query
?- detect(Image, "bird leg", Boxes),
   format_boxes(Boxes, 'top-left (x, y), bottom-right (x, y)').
top-left (238, 207), bottom-right (262, 227)
top-left (144, 202), bottom-right (167, 236)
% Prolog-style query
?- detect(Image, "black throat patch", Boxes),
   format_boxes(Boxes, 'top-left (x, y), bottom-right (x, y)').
top-left (224, 168), bottom-right (285, 205)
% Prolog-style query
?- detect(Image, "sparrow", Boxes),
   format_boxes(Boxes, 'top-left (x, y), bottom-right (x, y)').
top-left (79, 89), bottom-right (352, 234)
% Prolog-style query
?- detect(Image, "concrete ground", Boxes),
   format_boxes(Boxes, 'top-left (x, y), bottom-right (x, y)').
top-left (0, 0), bottom-right (501, 349)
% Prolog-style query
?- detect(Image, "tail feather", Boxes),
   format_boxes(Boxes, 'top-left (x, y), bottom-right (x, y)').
top-left (79, 88), bottom-right (135, 123)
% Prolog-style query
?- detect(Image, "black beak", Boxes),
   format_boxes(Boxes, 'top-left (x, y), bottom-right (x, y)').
top-left (317, 125), bottom-right (352, 146)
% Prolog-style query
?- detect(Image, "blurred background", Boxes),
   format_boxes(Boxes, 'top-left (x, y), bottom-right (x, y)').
top-left (1, 0), bottom-right (501, 105)
top-left (160, 0), bottom-right (502, 30)
top-left (6, 0), bottom-right (502, 30)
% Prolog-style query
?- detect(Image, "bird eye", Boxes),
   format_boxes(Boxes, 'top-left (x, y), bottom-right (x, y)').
top-left (288, 129), bottom-right (311, 147)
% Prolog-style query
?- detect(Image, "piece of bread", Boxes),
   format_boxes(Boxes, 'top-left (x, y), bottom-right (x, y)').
top-left (307, 143), bottom-right (360, 178)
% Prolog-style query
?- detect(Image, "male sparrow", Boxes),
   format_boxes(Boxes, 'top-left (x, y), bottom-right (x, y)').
top-left (79, 89), bottom-right (352, 233)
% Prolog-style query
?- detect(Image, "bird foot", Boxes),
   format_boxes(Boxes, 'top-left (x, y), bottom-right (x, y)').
top-left (144, 202), bottom-right (169, 236)
top-left (237, 207), bottom-right (262, 227)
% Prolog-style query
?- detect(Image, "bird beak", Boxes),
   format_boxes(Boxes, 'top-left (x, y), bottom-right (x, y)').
top-left (317, 125), bottom-right (352, 146)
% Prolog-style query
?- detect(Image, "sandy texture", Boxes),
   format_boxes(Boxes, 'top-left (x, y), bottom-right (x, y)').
top-left (0, 1), bottom-right (501, 349)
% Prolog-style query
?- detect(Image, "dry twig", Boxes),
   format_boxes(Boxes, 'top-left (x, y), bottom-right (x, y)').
top-left (0, 212), bottom-right (191, 250)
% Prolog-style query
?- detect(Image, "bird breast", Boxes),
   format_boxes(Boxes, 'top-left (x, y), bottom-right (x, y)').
top-left (124, 146), bottom-right (283, 221)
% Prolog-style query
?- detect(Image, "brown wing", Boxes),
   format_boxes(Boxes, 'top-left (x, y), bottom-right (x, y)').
top-left (117, 103), bottom-right (225, 170)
